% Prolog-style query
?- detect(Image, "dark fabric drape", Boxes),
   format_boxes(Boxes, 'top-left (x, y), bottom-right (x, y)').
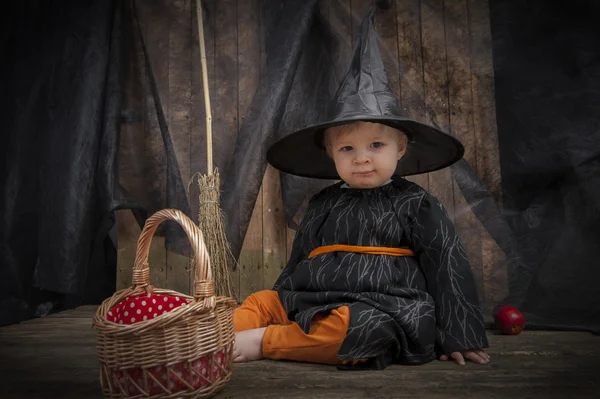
top-left (0, 0), bottom-right (123, 325)
top-left (220, 0), bottom-right (335, 253)
top-left (489, 0), bottom-right (600, 333)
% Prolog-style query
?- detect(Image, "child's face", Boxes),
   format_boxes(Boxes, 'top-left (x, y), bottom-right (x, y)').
top-left (325, 122), bottom-right (406, 189)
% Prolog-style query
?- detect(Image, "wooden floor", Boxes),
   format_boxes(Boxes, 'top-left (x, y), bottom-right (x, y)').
top-left (1, 306), bottom-right (598, 399)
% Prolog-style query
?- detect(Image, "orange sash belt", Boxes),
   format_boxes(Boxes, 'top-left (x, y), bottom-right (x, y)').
top-left (308, 244), bottom-right (415, 259)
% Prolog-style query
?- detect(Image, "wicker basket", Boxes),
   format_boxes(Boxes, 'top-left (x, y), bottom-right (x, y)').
top-left (93, 209), bottom-right (237, 398)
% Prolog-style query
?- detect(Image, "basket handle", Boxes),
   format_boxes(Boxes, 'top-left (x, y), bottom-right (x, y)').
top-left (132, 209), bottom-right (214, 300)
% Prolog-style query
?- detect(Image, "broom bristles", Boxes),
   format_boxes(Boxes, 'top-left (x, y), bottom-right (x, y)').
top-left (196, 169), bottom-right (237, 301)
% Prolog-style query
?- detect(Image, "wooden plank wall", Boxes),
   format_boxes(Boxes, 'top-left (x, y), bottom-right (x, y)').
top-left (117, 0), bottom-right (504, 314)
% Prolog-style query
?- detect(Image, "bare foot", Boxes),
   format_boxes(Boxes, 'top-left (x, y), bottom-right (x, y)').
top-left (233, 327), bottom-right (267, 363)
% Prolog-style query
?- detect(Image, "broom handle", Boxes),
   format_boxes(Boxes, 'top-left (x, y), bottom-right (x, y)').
top-left (196, 1), bottom-right (213, 175)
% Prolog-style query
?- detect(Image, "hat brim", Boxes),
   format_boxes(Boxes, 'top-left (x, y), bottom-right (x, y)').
top-left (266, 115), bottom-right (464, 179)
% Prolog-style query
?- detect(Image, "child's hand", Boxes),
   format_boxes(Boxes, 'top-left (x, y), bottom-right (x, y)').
top-left (439, 349), bottom-right (490, 366)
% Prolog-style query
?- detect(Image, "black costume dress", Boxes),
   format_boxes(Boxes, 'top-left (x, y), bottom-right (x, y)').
top-left (273, 178), bottom-right (489, 370)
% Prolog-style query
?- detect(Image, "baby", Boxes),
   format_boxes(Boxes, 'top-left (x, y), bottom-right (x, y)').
top-left (232, 121), bottom-right (489, 370)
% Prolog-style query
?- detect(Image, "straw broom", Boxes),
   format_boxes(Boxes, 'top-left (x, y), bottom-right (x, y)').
top-left (192, 0), bottom-right (236, 300)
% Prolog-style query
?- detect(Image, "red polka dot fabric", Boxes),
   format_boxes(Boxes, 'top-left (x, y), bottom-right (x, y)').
top-left (105, 293), bottom-right (188, 324)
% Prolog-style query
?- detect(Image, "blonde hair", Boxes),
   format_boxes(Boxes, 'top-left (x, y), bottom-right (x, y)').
top-left (323, 121), bottom-right (408, 157)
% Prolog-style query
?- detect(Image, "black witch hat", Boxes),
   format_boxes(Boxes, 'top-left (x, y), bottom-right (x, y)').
top-left (266, 5), bottom-right (464, 179)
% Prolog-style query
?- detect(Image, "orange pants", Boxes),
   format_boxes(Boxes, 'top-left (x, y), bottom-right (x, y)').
top-left (234, 290), bottom-right (351, 365)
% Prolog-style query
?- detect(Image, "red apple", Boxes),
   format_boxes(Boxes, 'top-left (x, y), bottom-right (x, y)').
top-left (494, 306), bottom-right (525, 335)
